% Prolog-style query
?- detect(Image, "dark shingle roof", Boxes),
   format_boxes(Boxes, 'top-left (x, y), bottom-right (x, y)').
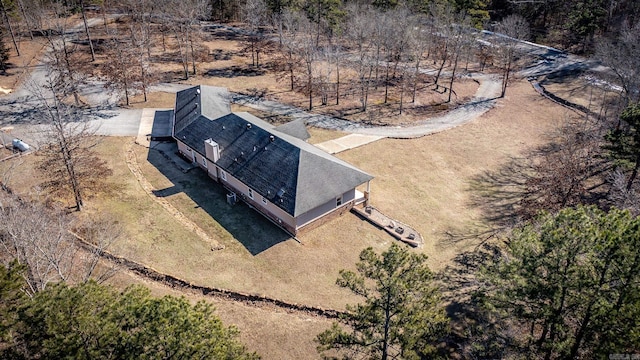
top-left (174, 86), bottom-right (373, 217)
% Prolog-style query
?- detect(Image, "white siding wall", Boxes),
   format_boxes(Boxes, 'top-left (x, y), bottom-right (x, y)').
top-left (177, 141), bottom-right (190, 157)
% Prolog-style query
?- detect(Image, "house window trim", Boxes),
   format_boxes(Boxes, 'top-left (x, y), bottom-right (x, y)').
top-left (202, 157), bottom-right (207, 168)
top-left (248, 188), bottom-right (254, 200)
top-left (220, 169), bottom-right (227, 181)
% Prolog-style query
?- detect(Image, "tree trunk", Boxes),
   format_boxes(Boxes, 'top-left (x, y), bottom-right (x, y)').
top-left (336, 56), bottom-right (340, 105)
top-left (568, 246), bottom-right (616, 359)
top-left (0, 0), bottom-right (20, 56)
top-left (80, 0), bottom-right (95, 62)
top-left (626, 152), bottom-right (640, 190)
top-left (501, 63), bottom-right (511, 98)
top-left (189, 37), bottom-right (197, 75)
top-left (399, 73), bottom-right (404, 114)
top-left (382, 290), bottom-right (391, 360)
top-left (384, 60), bottom-right (390, 103)
top-left (447, 54), bottom-right (458, 103)
top-left (434, 42), bottom-right (448, 88)
top-left (412, 58), bottom-right (420, 103)
top-left (61, 37), bottom-right (80, 106)
top-left (140, 52), bottom-right (147, 102)
top-left (17, 0), bottom-right (33, 40)
top-left (289, 54), bottom-right (294, 91)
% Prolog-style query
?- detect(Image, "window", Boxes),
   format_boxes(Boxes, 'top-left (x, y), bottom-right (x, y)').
top-left (261, 196), bottom-right (267, 205)
top-left (336, 196), bottom-right (343, 207)
top-left (201, 157), bottom-right (207, 168)
top-left (220, 169), bottom-right (227, 181)
top-left (248, 188), bottom-right (254, 199)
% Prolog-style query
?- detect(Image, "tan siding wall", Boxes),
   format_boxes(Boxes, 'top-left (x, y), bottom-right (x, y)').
top-left (295, 189), bottom-right (356, 229)
top-left (207, 160), bottom-right (218, 179)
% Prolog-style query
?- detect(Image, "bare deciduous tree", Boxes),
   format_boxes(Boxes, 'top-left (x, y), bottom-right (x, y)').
top-left (495, 14), bottom-right (530, 98)
top-left (346, 5), bottom-right (375, 111)
top-left (0, 192), bottom-right (121, 296)
top-left (31, 73), bottom-right (112, 211)
top-left (241, 0), bottom-right (268, 67)
top-left (596, 20), bottom-right (640, 105)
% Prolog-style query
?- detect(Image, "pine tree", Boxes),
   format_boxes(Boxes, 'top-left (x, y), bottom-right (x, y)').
top-left (2, 281), bottom-right (259, 359)
top-left (480, 206), bottom-right (640, 358)
top-left (605, 103), bottom-right (640, 189)
top-left (316, 244), bottom-right (449, 359)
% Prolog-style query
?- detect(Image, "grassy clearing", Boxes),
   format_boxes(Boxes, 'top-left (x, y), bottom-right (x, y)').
top-left (336, 80), bottom-right (572, 271)
top-left (541, 74), bottom-right (622, 114)
top-left (307, 127), bottom-right (348, 144)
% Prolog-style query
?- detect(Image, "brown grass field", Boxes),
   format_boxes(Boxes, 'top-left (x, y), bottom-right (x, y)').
top-left (0, 16), bottom-right (590, 359)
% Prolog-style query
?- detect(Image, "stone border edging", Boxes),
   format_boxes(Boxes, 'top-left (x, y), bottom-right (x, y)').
top-left (529, 78), bottom-right (603, 119)
top-left (69, 231), bottom-right (346, 320)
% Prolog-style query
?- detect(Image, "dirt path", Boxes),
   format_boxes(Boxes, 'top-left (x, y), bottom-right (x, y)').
top-left (124, 140), bottom-right (224, 250)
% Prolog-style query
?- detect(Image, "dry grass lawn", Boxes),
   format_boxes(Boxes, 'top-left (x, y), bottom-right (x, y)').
top-left (540, 73), bottom-right (622, 114)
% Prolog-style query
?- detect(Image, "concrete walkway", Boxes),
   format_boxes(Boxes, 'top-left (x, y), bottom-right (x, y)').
top-left (315, 134), bottom-right (384, 154)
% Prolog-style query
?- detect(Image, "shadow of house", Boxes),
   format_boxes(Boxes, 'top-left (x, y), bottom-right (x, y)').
top-left (147, 142), bottom-right (290, 255)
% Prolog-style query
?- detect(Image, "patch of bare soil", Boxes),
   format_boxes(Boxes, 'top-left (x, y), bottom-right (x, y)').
top-left (0, 37), bottom-right (48, 94)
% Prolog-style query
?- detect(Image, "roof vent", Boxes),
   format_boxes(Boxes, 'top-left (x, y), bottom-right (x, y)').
top-left (277, 188), bottom-right (286, 198)
top-left (253, 146), bottom-right (257, 152)
top-left (246, 123), bottom-right (252, 129)
top-left (269, 135), bottom-right (275, 142)
top-left (222, 126), bottom-right (225, 130)
top-left (196, 88), bottom-right (201, 94)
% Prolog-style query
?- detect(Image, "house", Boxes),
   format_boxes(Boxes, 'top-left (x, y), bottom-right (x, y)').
top-left (173, 85), bottom-right (373, 236)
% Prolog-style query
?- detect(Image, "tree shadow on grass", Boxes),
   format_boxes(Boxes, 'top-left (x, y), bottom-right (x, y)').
top-left (146, 142), bottom-right (291, 255)
top-left (466, 156), bottom-right (532, 229)
top-left (205, 65), bottom-right (266, 78)
top-left (436, 243), bottom-right (518, 359)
